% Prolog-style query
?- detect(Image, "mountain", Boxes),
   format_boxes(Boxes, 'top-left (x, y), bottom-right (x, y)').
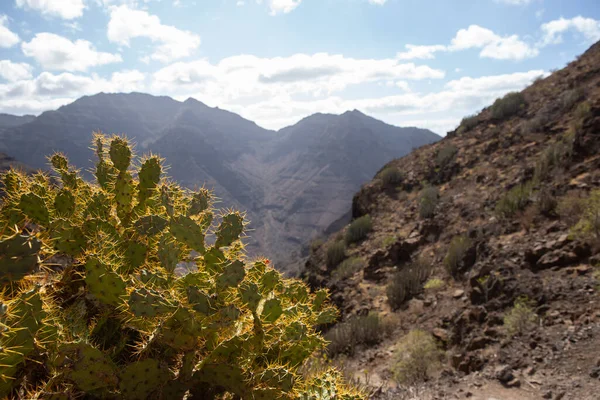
top-left (303, 41), bottom-right (600, 398)
top-left (0, 95), bottom-right (439, 273)
top-left (0, 113), bottom-right (35, 131)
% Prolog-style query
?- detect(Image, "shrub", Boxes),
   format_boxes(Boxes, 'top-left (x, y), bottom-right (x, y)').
top-left (522, 104), bottom-right (553, 134)
top-left (559, 87), bottom-right (584, 110)
top-left (387, 257), bottom-right (434, 309)
top-left (444, 235), bottom-right (473, 278)
top-left (504, 297), bottom-right (538, 336)
top-left (0, 134), bottom-right (362, 399)
top-left (345, 215), bottom-right (372, 244)
top-left (380, 167), bottom-right (403, 186)
top-left (491, 92), bottom-right (526, 120)
top-left (435, 144), bottom-right (458, 168)
top-left (332, 257), bottom-right (365, 282)
top-left (558, 193), bottom-right (587, 227)
top-left (423, 278), bottom-right (445, 291)
top-left (327, 240), bottom-right (347, 268)
top-left (536, 186), bottom-right (557, 217)
top-left (393, 330), bottom-right (444, 385)
top-left (495, 182), bottom-right (533, 218)
top-left (326, 313), bottom-right (395, 357)
top-left (457, 114), bottom-right (479, 133)
top-left (534, 141), bottom-right (571, 182)
top-left (380, 235), bottom-right (397, 248)
top-left (419, 186), bottom-right (439, 219)
top-left (310, 237), bottom-right (325, 253)
top-left (572, 189), bottom-right (600, 239)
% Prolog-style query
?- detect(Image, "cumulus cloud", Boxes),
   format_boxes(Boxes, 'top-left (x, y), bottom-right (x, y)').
top-left (0, 69), bottom-right (145, 115)
top-left (263, 0), bottom-right (302, 15)
top-left (450, 25), bottom-right (539, 60)
top-left (396, 44), bottom-right (447, 60)
top-left (0, 16), bottom-right (20, 48)
top-left (22, 33), bottom-right (123, 72)
top-left (0, 60), bottom-right (33, 81)
top-left (15, 0), bottom-right (85, 20)
top-left (368, 0), bottom-right (388, 4)
top-left (493, 0), bottom-right (533, 5)
top-left (540, 16), bottom-right (600, 46)
top-left (107, 5), bottom-right (201, 62)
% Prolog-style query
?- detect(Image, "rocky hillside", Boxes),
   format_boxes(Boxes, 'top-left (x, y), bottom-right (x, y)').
top-left (304, 41), bottom-right (600, 399)
top-left (0, 95), bottom-right (438, 273)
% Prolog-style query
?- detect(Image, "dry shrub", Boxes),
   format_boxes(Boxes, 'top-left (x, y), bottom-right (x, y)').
top-left (393, 330), bottom-right (444, 385)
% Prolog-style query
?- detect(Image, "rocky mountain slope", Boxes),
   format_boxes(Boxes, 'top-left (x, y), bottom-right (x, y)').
top-left (0, 95), bottom-right (438, 273)
top-left (304, 41), bottom-right (600, 399)
top-left (0, 113), bottom-right (35, 131)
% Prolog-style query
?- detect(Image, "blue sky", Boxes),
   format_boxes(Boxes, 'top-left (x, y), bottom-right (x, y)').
top-left (0, 0), bottom-right (599, 134)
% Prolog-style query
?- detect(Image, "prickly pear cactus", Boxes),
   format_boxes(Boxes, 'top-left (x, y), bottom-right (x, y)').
top-left (0, 134), bottom-right (363, 399)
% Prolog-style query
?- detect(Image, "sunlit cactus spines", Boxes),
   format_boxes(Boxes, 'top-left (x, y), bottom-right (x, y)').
top-left (0, 133), bottom-right (362, 399)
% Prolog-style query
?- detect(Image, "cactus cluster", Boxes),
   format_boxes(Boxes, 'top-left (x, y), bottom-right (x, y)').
top-left (0, 134), bottom-right (363, 399)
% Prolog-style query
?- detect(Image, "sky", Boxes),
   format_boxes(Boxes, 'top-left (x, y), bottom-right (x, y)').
top-left (0, 0), bottom-right (599, 135)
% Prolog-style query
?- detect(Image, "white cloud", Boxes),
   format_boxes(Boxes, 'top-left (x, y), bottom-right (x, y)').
top-left (494, 0), bottom-right (533, 5)
top-left (368, 0), bottom-right (388, 4)
top-left (396, 44), bottom-right (447, 60)
top-left (107, 5), bottom-right (201, 62)
top-left (22, 33), bottom-right (123, 72)
top-left (450, 25), bottom-right (539, 60)
top-left (0, 16), bottom-right (20, 48)
top-left (15, 0), bottom-right (85, 20)
top-left (0, 60), bottom-right (33, 81)
top-left (0, 70), bottom-right (145, 115)
top-left (395, 81), bottom-right (410, 91)
top-left (540, 16), bottom-right (600, 46)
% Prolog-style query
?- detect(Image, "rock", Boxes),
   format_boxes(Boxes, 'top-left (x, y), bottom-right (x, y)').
top-left (453, 289), bottom-right (465, 299)
top-left (432, 327), bottom-right (450, 342)
top-left (506, 378), bottom-right (521, 387)
top-left (536, 250), bottom-right (580, 270)
top-left (590, 366), bottom-right (600, 378)
top-left (542, 391), bottom-right (552, 399)
top-left (555, 391), bottom-right (566, 400)
top-left (466, 336), bottom-right (492, 351)
top-left (575, 265), bottom-right (592, 275)
top-left (495, 365), bottom-right (514, 383)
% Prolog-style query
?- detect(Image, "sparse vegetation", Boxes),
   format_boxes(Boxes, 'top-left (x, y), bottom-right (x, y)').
top-left (327, 240), bottom-right (347, 268)
top-left (435, 144), bottom-right (458, 168)
top-left (495, 182), bottom-right (533, 218)
top-left (572, 189), bottom-right (600, 239)
top-left (536, 186), bottom-right (557, 217)
top-left (332, 257), bottom-right (365, 282)
top-left (558, 192), bottom-right (587, 227)
top-left (534, 140), bottom-right (571, 182)
top-left (387, 257), bottom-right (434, 309)
top-left (393, 330), bottom-right (444, 385)
top-left (457, 114), bottom-right (479, 134)
top-left (326, 313), bottom-right (396, 357)
top-left (379, 235), bottom-right (397, 248)
top-left (423, 278), bottom-right (445, 291)
top-left (504, 297), bottom-right (538, 336)
top-left (419, 186), bottom-right (439, 219)
top-left (560, 87), bottom-right (585, 110)
top-left (444, 235), bottom-right (473, 278)
top-left (522, 104), bottom-right (552, 134)
top-left (491, 92), bottom-right (526, 120)
top-left (380, 166), bottom-right (403, 186)
top-left (345, 215), bottom-right (373, 244)
top-left (310, 237), bottom-right (325, 253)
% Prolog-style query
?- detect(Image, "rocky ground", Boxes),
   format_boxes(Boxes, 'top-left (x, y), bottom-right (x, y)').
top-left (303, 41), bottom-right (600, 399)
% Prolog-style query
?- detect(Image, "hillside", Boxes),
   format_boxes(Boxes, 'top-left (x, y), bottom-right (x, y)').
top-left (304, 42), bottom-right (600, 399)
top-left (0, 96), bottom-right (438, 273)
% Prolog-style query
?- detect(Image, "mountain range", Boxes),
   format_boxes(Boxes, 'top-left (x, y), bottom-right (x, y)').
top-left (0, 93), bottom-right (439, 273)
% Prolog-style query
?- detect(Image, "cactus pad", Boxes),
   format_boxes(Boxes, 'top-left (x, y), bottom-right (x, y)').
top-left (124, 241), bottom-right (148, 272)
top-left (157, 235), bottom-right (181, 273)
top-left (55, 343), bottom-right (118, 392)
top-left (195, 364), bottom-right (247, 397)
top-left (53, 189), bottom-right (76, 217)
top-left (187, 189), bottom-right (211, 215)
top-left (53, 226), bottom-right (87, 256)
top-left (109, 137), bottom-right (131, 172)
top-left (138, 156), bottom-right (161, 190)
top-left (216, 260), bottom-right (245, 290)
top-left (170, 215), bottom-right (206, 253)
top-left (128, 288), bottom-right (174, 317)
top-left (19, 192), bottom-right (49, 225)
top-left (186, 286), bottom-right (213, 315)
top-left (262, 298), bottom-right (283, 323)
top-left (239, 281), bottom-right (261, 311)
top-left (119, 359), bottom-right (162, 400)
top-left (85, 258), bottom-right (126, 306)
top-left (134, 215), bottom-right (168, 236)
top-left (260, 270), bottom-right (281, 294)
top-left (214, 212), bottom-right (244, 248)
top-left (0, 233), bottom-right (41, 282)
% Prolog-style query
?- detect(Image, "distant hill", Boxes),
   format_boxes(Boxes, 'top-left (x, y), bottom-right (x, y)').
top-left (0, 93), bottom-right (439, 273)
top-left (0, 113), bottom-right (35, 131)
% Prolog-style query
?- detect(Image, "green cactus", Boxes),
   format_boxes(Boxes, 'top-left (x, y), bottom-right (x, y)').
top-left (0, 233), bottom-right (41, 282)
top-left (0, 134), bottom-right (363, 399)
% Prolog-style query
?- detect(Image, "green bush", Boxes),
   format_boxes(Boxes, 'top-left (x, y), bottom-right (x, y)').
top-left (380, 167), bottom-right (403, 186)
top-left (560, 87), bottom-right (584, 110)
top-left (419, 186), bottom-right (439, 219)
top-left (332, 257), bottom-right (365, 282)
top-left (558, 193), bottom-right (587, 227)
top-left (495, 182), bottom-right (533, 218)
top-left (326, 313), bottom-right (394, 357)
top-left (435, 144), bottom-right (458, 168)
top-left (491, 92), bottom-right (526, 120)
top-left (327, 240), bottom-right (347, 268)
top-left (457, 114), bottom-right (479, 133)
top-left (344, 215), bottom-right (372, 244)
top-left (310, 237), bottom-right (325, 253)
top-left (572, 189), bottom-right (600, 239)
top-left (536, 186), bottom-right (557, 217)
top-left (0, 134), bottom-right (363, 399)
top-left (444, 235), bottom-right (473, 278)
top-left (504, 297), bottom-right (537, 336)
top-left (534, 141), bottom-right (571, 182)
top-left (380, 235), bottom-right (397, 248)
top-left (387, 258), bottom-right (433, 309)
top-left (423, 278), bottom-right (445, 291)
top-left (393, 330), bottom-right (444, 385)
